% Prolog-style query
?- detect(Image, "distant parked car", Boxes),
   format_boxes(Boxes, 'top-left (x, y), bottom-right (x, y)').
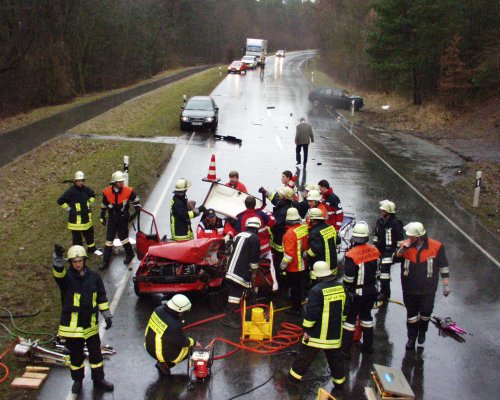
top-left (276, 50), bottom-right (285, 57)
top-left (228, 61), bottom-right (247, 74)
top-left (241, 55), bottom-right (258, 69)
top-left (308, 87), bottom-right (363, 111)
top-left (180, 96), bottom-right (218, 132)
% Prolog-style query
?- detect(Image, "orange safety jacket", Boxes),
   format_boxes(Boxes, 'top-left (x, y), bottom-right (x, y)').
top-left (101, 185), bottom-right (139, 217)
top-left (282, 223), bottom-right (309, 272)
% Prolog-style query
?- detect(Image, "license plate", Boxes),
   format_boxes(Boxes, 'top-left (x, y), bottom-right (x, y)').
top-left (192, 122), bottom-right (202, 126)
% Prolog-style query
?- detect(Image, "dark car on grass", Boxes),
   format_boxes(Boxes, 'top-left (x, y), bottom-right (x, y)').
top-left (180, 96), bottom-right (219, 132)
top-left (308, 87), bottom-right (364, 111)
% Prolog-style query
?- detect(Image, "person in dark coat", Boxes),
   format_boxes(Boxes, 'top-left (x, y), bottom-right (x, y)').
top-left (295, 117), bottom-right (314, 167)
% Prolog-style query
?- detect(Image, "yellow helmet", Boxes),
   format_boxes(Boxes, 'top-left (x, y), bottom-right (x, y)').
top-left (351, 221), bottom-right (370, 243)
top-left (304, 182), bottom-right (318, 192)
top-left (175, 178), bottom-right (191, 191)
top-left (313, 261), bottom-right (332, 278)
top-left (279, 186), bottom-right (295, 200)
top-left (308, 208), bottom-right (325, 220)
top-left (166, 294), bottom-right (192, 312)
top-left (67, 245), bottom-right (87, 260)
top-left (245, 217), bottom-right (261, 229)
top-left (286, 207), bottom-right (301, 222)
top-left (379, 199), bottom-right (396, 213)
top-left (111, 171), bottom-right (125, 183)
top-left (306, 190), bottom-right (322, 202)
top-left (74, 171), bottom-right (85, 181)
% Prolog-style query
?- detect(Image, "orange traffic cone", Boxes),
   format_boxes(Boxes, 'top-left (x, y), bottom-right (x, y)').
top-left (202, 154), bottom-right (220, 182)
top-left (353, 316), bottom-right (362, 342)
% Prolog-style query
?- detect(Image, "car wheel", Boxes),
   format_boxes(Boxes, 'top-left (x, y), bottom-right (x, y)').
top-left (180, 122), bottom-right (187, 131)
top-left (133, 281), bottom-right (146, 298)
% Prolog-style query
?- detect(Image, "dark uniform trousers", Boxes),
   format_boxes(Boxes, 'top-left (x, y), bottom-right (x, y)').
top-left (72, 228), bottom-right (96, 253)
top-left (403, 292), bottom-right (436, 339)
top-left (342, 294), bottom-right (377, 351)
top-left (65, 335), bottom-right (104, 382)
top-left (286, 271), bottom-right (305, 311)
top-left (103, 214), bottom-right (134, 264)
top-left (292, 342), bottom-right (344, 384)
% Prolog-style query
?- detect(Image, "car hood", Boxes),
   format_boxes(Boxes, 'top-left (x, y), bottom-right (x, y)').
top-left (182, 109), bottom-right (215, 118)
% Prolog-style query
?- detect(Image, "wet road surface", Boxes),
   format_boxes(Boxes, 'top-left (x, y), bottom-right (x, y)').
top-left (38, 52), bottom-right (499, 400)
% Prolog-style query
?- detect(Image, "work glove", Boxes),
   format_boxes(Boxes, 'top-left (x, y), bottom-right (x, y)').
top-left (279, 261), bottom-right (288, 271)
top-left (54, 244), bottom-right (65, 258)
top-left (258, 187), bottom-right (267, 196)
top-left (102, 310), bottom-right (113, 330)
top-left (443, 281), bottom-right (451, 297)
top-left (53, 244), bottom-right (65, 268)
top-left (193, 208), bottom-right (201, 217)
top-left (198, 205), bottom-right (207, 214)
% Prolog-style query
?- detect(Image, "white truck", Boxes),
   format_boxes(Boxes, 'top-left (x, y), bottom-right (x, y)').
top-left (246, 38), bottom-right (267, 65)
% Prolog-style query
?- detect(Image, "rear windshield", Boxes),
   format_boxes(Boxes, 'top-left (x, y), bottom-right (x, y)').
top-left (186, 99), bottom-right (212, 110)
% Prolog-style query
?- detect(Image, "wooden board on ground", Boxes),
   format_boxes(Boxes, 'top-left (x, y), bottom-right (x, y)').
top-left (22, 372), bottom-right (48, 380)
top-left (11, 377), bottom-right (43, 389)
top-left (26, 366), bottom-right (50, 372)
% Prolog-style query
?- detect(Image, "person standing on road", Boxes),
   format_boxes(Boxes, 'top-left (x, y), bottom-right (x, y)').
top-left (396, 222), bottom-right (451, 351)
top-left (52, 244), bottom-right (114, 394)
top-left (304, 208), bottom-right (338, 278)
top-left (318, 179), bottom-right (343, 233)
top-left (341, 222), bottom-right (381, 357)
top-left (295, 117), bottom-right (314, 168)
top-left (373, 200), bottom-right (404, 304)
top-left (280, 208), bottom-right (309, 315)
top-left (57, 171), bottom-right (100, 255)
top-left (170, 178), bottom-right (206, 242)
top-left (144, 294), bottom-right (201, 376)
top-left (99, 171), bottom-right (140, 270)
top-left (225, 170), bottom-right (248, 193)
top-left (288, 261), bottom-right (346, 392)
top-left (196, 208), bottom-right (224, 239)
top-left (222, 217), bottom-right (261, 329)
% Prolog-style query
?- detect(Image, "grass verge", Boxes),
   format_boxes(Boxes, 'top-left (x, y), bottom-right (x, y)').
top-left (0, 66), bottom-right (224, 399)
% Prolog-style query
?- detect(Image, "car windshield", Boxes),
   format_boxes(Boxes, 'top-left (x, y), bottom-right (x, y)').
top-left (186, 99), bottom-right (213, 110)
top-left (231, 61), bottom-right (242, 66)
top-left (242, 57), bottom-right (254, 61)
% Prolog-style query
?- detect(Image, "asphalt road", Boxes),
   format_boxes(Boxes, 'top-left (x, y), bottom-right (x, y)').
top-left (38, 51), bottom-right (499, 400)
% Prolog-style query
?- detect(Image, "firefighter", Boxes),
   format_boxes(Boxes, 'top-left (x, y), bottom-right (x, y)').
top-left (373, 200), bottom-right (404, 304)
top-left (99, 171), bottom-right (140, 270)
top-left (144, 294), bottom-right (201, 376)
top-left (297, 182), bottom-right (318, 218)
top-left (396, 222), bottom-right (451, 351)
top-left (170, 178), bottom-right (206, 241)
top-left (288, 261), bottom-right (346, 391)
top-left (222, 217), bottom-right (261, 329)
top-left (318, 179), bottom-right (343, 233)
top-left (57, 171), bottom-right (99, 254)
top-left (52, 244), bottom-right (114, 394)
top-left (304, 208), bottom-right (338, 277)
top-left (225, 170), bottom-right (248, 193)
top-left (341, 222), bottom-right (381, 357)
top-left (305, 190), bottom-right (327, 221)
top-left (280, 208), bottom-right (309, 315)
top-left (196, 208), bottom-right (224, 239)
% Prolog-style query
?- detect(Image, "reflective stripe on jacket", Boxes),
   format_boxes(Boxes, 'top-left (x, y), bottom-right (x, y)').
top-left (226, 231), bottom-right (260, 287)
top-left (57, 185), bottom-right (95, 230)
top-left (196, 218), bottom-right (224, 239)
top-left (101, 185), bottom-right (140, 218)
top-left (373, 214), bottom-right (404, 263)
top-left (170, 192), bottom-right (195, 241)
top-left (234, 209), bottom-right (276, 255)
top-left (282, 223), bottom-right (309, 272)
top-left (306, 221), bottom-right (337, 275)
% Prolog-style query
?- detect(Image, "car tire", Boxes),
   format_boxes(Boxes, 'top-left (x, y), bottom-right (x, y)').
top-left (133, 281), bottom-right (146, 298)
top-left (180, 122), bottom-right (187, 131)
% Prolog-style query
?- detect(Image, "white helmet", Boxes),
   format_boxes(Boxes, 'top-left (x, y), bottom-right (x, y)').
top-left (404, 222), bottom-right (426, 237)
top-left (379, 199), bottom-right (396, 214)
top-left (286, 207), bottom-right (301, 222)
top-left (245, 217), bottom-right (261, 229)
top-left (67, 245), bottom-right (87, 260)
top-left (313, 261), bottom-right (332, 278)
top-left (306, 190), bottom-right (322, 202)
top-left (351, 221), bottom-right (370, 243)
top-left (111, 171), bottom-right (125, 183)
top-left (304, 182), bottom-right (318, 192)
top-left (166, 294), bottom-right (192, 313)
top-left (308, 208), bottom-right (325, 220)
top-left (175, 178), bottom-right (191, 191)
top-left (74, 171), bottom-right (85, 181)
top-left (279, 186), bottom-right (295, 200)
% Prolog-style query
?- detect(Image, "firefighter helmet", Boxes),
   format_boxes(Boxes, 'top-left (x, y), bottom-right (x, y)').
top-left (404, 222), bottom-right (426, 237)
top-left (74, 171), bottom-right (85, 181)
top-left (286, 207), bottom-right (301, 222)
top-left (306, 190), bottom-right (322, 202)
top-left (308, 208), bottom-right (325, 220)
top-left (351, 221), bottom-right (370, 244)
top-left (175, 178), bottom-right (191, 191)
top-left (304, 182), bottom-right (318, 192)
top-left (279, 186), bottom-right (295, 200)
top-left (379, 199), bottom-right (396, 213)
top-left (313, 261), bottom-right (332, 278)
top-left (166, 294), bottom-right (192, 313)
top-left (111, 171), bottom-right (125, 183)
top-left (67, 245), bottom-right (87, 260)
top-left (245, 217), bottom-right (261, 229)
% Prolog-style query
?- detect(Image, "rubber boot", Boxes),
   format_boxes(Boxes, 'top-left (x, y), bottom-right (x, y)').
top-left (155, 361), bottom-right (171, 376)
top-left (341, 329), bottom-right (354, 359)
top-left (123, 243), bottom-right (135, 265)
top-left (222, 304), bottom-right (241, 329)
top-left (100, 247), bottom-right (112, 270)
top-left (360, 327), bottom-right (374, 353)
top-left (72, 380), bottom-right (82, 394)
top-left (93, 378), bottom-right (114, 391)
top-left (418, 319), bottom-right (429, 345)
top-left (98, 261), bottom-right (109, 271)
top-left (379, 280), bottom-right (391, 302)
top-left (406, 323), bottom-right (418, 351)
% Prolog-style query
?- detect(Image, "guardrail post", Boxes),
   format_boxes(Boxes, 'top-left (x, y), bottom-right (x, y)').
top-left (219, 66), bottom-right (222, 75)
top-left (351, 100), bottom-right (355, 116)
top-left (311, 71), bottom-right (314, 83)
top-left (123, 156), bottom-right (129, 186)
top-left (472, 171), bottom-right (482, 207)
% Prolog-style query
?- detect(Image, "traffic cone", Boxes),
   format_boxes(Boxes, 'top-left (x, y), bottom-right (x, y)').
top-left (202, 154), bottom-right (220, 182)
top-left (353, 316), bottom-right (362, 342)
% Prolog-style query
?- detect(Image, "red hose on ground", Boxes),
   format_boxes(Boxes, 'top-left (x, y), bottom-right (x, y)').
top-left (0, 338), bottom-right (20, 385)
top-left (183, 303), bottom-right (303, 360)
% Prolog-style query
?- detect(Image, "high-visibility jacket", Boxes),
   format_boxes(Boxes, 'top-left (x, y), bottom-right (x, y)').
top-left (57, 185), bottom-right (95, 230)
top-left (53, 264), bottom-right (109, 339)
top-left (398, 236), bottom-right (449, 296)
top-left (373, 214), bottom-right (404, 265)
top-left (321, 188), bottom-right (343, 231)
top-left (343, 243), bottom-right (380, 297)
top-left (306, 221), bottom-right (338, 275)
top-left (170, 192), bottom-right (195, 241)
top-left (196, 218), bottom-right (224, 239)
top-left (225, 181), bottom-right (248, 193)
top-left (101, 185), bottom-right (140, 219)
top-left (282, 223), bottom-right (309, 273)
top-left (302, 276), bottom-right (345, 349)
top-left (144, 305), bottom-right (195, 364)
top-left (231, 208), bottom-right (276, 255)
top-left (226, 231), bottom-right (261, 288)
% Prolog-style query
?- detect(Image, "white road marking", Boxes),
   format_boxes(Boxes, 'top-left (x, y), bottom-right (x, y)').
top-left (64, 131), bottom-right (197, 400)
top-left (332, 111), bottom-right (499, 268)
top-left (275, 135), bottom-right (284, 151)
